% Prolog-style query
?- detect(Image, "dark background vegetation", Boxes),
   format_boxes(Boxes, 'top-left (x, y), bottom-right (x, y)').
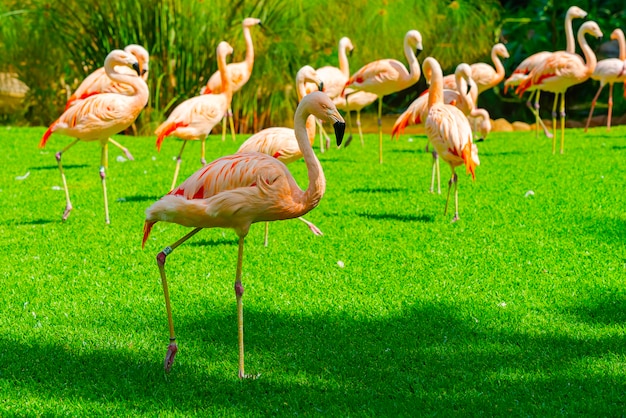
top-left (0, 0), bottom-right (625, 132)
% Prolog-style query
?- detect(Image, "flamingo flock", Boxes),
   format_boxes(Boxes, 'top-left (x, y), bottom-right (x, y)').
top-left (37, 9), bottom-right (626, 379)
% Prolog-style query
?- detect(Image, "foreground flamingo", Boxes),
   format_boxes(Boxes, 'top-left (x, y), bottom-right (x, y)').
top-left (142, 91), bottom-right (345, 379)
top-left (423, 57), bottom-right (479, 222)
top-left (155, 42), bottom-right (234, 190)
top-left (39, 49), bottom-right (149, 224)
top-left (201, 18), bottom-right (262, 141)
top-left (342, 29), bottom-right (423, 163)
top-left (516, 21), bottom-right (603, 154)
top-left (585, 28), bottom-right (626, 132)
top-left (504, 6), bottom-right (588, 138)
top-left (237, 65), bottom-right (324, 245)
top-left (64, 44), bottom-right (150, 159)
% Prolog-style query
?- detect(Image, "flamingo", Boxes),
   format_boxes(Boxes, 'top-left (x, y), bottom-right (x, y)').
top-left (342, 29), bottom-right (423, 164)
top-left (155, 42), bottom-right (234, 191)
top-left (142, 91), bottom-right (345, 379)
top-left (39, 49), bottom-right (149, 224)
top-left (423, 57), bottom-right (479, 223)
top-left (504, 6), bottom-right (588, 138)
top-left (201, 18), bottom-right (262, 142)
top-left (584, 28), bottom-right (626, 132)
top-left (304, 37), bottom-right (354, 151)
top-left (237, 65), bottom-right (324, 246)
top-left (516, 21), bottom-right (603, 154)
top-left (333, 89), bottom-right (377, 146)
top-left (64, 44), bottom-right (150, 159)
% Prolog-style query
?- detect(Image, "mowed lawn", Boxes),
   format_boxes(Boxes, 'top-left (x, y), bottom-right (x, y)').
top-left (0, 123), bottom-right (625, 416)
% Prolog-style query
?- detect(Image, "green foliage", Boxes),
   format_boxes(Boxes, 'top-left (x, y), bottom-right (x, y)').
top-left (1, 125), bottom-right (625, 415)
top-left (0, 0), bottom-right (502, 131)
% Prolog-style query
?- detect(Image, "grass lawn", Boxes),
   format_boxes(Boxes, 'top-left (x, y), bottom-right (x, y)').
top-left (0, 123), bottom-right (625, 416)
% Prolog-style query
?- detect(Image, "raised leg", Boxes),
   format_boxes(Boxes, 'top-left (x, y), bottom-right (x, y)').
top-left (171, 141), bottom-right (187, 191)
top-left (525, 91), bottom-right (553, 139)
top-left (584, 83), bottom-right (604, 132)
top-left (100, 142), bottom-right (110, 224)
top-left (55, 138), bottom-right (80, 221)
top-left (607, 82), bottom-right (614, 131)
top-left (155, 227), bottom-right (203, 373)
top-left (378, 97), bottom-right (383, 164)
top-left (108, 137), bottom-right (134, 160)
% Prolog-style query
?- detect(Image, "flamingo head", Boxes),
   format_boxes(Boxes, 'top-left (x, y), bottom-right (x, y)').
top-left (104, 49), bottom-right (141, 77)
top-left (303, 91), bottom-right (346, 146)
top-left (243, 17), bottom-right (262, 28)
top-left (494, 43), bottom-right (510, 59)
top-left (566, 6), bottom-right (588, 20)
top-left (406, 29), bottom-right (423, 56)
top-left (125, 44), bottom-right (150, 79)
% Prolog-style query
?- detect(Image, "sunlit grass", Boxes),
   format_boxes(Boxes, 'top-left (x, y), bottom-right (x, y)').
top-left (0, 125), bottom-right (625, 415)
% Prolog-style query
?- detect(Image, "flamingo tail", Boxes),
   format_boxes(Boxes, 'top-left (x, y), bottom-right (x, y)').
top-left (142, 220), bottom-right (156, 248)
top-left (461, 141), bottom-right (476, 180)
top-left (39, 120), bottom-right (58, 148)
top-left (155, 122), bottom-right (185, 151)
top-left (391, 110), bottom-right (412, 140)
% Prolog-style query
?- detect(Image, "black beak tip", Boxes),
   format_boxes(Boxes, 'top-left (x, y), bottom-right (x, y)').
top-left (415, 48), bottom-right (423, 57)
top-left (319, 82), bottom-right (324, 92)
top-left (132, 62), bottom-right (141, 76)
top-left (334, 121), bottom-right (346, 146)
top-left (466, 85), bottom-right (471, 95)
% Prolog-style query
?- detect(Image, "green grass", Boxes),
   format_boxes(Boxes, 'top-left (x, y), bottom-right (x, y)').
top-left (1, 124), bottom-right (625, 416)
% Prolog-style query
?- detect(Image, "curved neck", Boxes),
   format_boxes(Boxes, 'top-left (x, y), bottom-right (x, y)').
top-left (617, 30), bottom-right (626, 61)
top-left (243, 25), bottom-right (255, 73)
top-left (404, 38), bottom-right (421, 84)
top-left (564, 13), bottom-right (577, 53)
top-left (296, 77), bottom-right (308, 101)
top-left (105, 64), bottom-right (149, 105)
top-left (218, 51), bottom-right (233, 102)
top-left (294, 105), bottom-right (325, 211)
top-left (426, 60), bottom-right (443, 109)
top-left (338, 40), bottom-right (350, 78)
top-left (578, 29), bottom-right (597, 74)
top-left (491, 48), bottom-right (505, 83)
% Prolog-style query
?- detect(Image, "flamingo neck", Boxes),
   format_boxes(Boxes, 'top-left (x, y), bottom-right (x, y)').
top-left (578, 29), bottom-right (598, 75)
top-left (491, 48), bottom-right (506, 84)
top-left (564, 12), bottom-right (577, 53)
top-left (105, 63), bottom-right (149, 106)
top-left (404, 38), bottom-right (421, 85)
top-left (243, 24), bottom-right (255, 73)
top-left (218, 51), bottom-right (233, 103)
top-left (427, 61), bottom-right (444, 109)
top-left (305, 115), bottom-right (316, 145)
top-left (294, 106), bottom-right (325, 211)
top-left (338, 40), bottom-right (350, 78)
top-left (617, 30), bottom-right (626, 61)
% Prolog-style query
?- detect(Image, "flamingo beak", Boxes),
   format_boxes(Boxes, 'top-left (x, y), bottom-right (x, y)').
top-left (466, 84), bottom-right (471, 96)
top-left (415, 47), bottom-right (423, 56)
top-left (319, 81), bottom-right (324, 92)
top-left (132, 62), bottom-right (141, 76)
top-left (333, 121), bottom-right (346, 146)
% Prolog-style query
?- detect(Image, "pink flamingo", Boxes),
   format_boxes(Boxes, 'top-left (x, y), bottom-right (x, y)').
top-left (237, 65), bottom-right (325, 245)
top-left (64, 44), bottom-right (150, 159)
top-left (342, 29), bottom-right (423, 164)
top-left (155, 42), bottom-right (234, 191)
top-left (516, 21), bottom-right (603, 154)
top-left (142, 91), bottom-right (345, 379)
top-left (39, 49), bottom-right (149, 224)
top-left (504, 6), bottom-right (588, 138)
top-left (201, 18), bottom-right (262, 141)
top-left (423, 57), bottom-right (479, 223)
top-left (585, 28), bottom-right (626, 132)
top-left (306, 37), bottom-right (354, 152)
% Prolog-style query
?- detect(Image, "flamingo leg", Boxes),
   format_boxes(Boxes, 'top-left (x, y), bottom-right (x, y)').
top-left (201, 137), bottom-right (207, 166)
top-left (378, 97), bottom-right (383, 164)
top-left (316, 119), bottom-right (330, 152)
top-left (171, 141), bottom-right (188, 191)
top-left (344, 109), bottom-right (354, 148)
top-left (234, 236), bottom-right (250, 379)
top-left (444, 170), bottom-right (454, 216)
top-left (221, 113), bottom-right (227, 142)
top-left (100, 142), bottom-right (110, 224)
top-left (585, 83), bottom-right (605, 132)
top-left (55, 138), bottom-right (80, 221)
top-left (228, 108), bottom-right (236, 141)
top-left (559, 93), bottom-right (566, 154)
top-left (525, 90), bottom-right (553, 139)
top-left (155, 227), bottom-right (203, 373)
top-left (551, 94), bottom-right (559, 154)
top-left (108, 137), bottom-right (135, 160)
top-left (356, 110), bottom-right (364, 147)
top-left (430, 151), bottom-right (440, 194)
top-left (451, 172), bottom-right (459, 223)
top-left (297, 216), bottom-right (323, 236)
top-left (607, 83), bottom-right (614, 131)
top-left (263, 221), bottom-right (269, 247)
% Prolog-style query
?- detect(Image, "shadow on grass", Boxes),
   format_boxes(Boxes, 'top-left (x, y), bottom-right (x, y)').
top-left (11, 218), bottom-right (55, 226)
top-left (117, 195), bottom-right (161, 203)
top-left (189, 237), bottom-right (238, 247)
top-left (358, 212), bottom-right (434, 223)
top-left (2, 300), bottom-right (624, 415)
top-left (30, 164), bottom-right (90, 170)
top-left (351, 187), bottom-right (407, 193)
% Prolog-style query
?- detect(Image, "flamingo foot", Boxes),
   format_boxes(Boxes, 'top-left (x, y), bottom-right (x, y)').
top-left (239, 370), bottom-right (261, 379)
top-left (124, 149), bottom-right (135, 161)
top-left (326, 137), bottom-right (331, 150)
top-left (164, 341), bottom-right (178, 373)
top-left (62, 204), bottom-right (72, 221)
top-left (201, 157), bottom-right (207, 166)
top-left (307, 223), bottom-right (323, 236)
top-left (451, 214), bottom-right (460, 223)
